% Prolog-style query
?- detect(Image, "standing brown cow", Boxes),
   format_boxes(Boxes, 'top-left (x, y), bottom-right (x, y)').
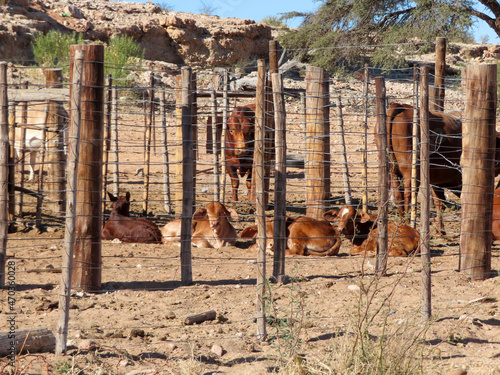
top-left (225, 103), bottom-right (256, 201)
top-left (376, 103), bottom-right (462, 233)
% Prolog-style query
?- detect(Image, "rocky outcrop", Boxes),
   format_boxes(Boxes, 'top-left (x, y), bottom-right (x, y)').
top-left (0, 0), bottom-right (273, 66)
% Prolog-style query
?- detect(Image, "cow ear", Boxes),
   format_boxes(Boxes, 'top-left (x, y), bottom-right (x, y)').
top-left (360, 211), bottom-right (372, 223)
top-left (324, 209), bottom-right (339, 221)
top-left (285, 216), bottom-right (295, 226)
top-left (125, 192), bottom-right (131, 202)
top-left (241, 225), bottom-right (258, 238)
top-left (227, 208), bottom-right (239, 220)
top-left (108, 192), bottom-right (117, 202)
top-left (193, 208), bottom-right (208, 220)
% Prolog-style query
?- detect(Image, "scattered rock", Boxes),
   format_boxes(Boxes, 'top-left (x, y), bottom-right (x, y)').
top-left (211, 344), bottom-right (224, 357)
top-left (78, 339), bottom-right (97, 351)
top-left (130, 328), bottom-right (145, 338)
top-left (165, 311), bottom-right (176, 319)
top-left (446, 370), bottom-right (467, 375)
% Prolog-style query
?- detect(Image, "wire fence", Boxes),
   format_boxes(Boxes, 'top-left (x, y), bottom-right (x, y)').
top-left (0, 50), bottom-right (499, 373)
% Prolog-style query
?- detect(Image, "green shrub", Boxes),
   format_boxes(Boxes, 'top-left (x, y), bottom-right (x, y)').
top-left (260, 15), bottom-right (287, 28)
top-left (105, 34), bottom-right (144, 83)
top-left (32, 30), bottom-right (84, 72)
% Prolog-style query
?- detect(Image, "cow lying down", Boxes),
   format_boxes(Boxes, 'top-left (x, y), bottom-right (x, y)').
top-left (241, 216), bottom-right (341, 256)
top-left (161, 201), bottom-right (238, 249)
top-left (325, 205), bottom-right (420, 257)
top-left (102, 192), bottom-right (163, 243)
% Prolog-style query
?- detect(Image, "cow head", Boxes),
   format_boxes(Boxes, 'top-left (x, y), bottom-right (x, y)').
top-left (324, 206), bottom-right (372, 237)
top-left (193, 202), bottom-right (238, 234)
top-left (108, 191), bottom-right (131, 216)
top-left (227, 105), bottom-right (255, 157)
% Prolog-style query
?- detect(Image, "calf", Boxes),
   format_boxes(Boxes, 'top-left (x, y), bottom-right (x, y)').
top-left (102, 192), bottom-right (163, 243)
top-left (286, 217), bottom-right (341, 256)
top-left (161, 202), bottom-right (238, 249)
top-left (225, 103), bottom-right (256, 201)
top-left (242, 216), bottom-right (341, 256)
top-left (327, 205), bottom-right (419, 256)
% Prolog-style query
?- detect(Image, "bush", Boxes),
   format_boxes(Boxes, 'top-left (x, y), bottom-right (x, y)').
top-left (260, 15), bottom-right (287, 28)
top-left (32, 30), bottom-right (84, 72)
top-left (105, 35), bottom-right (144, 83)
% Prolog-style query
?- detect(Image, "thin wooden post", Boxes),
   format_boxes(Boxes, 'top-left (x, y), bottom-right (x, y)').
top-left (17, 81), bottom-right (28, 216)
top-left (432, 37), bottom-right (446, 111)
top-left (0, 62), bottom-right (8, 287)
top-left (362, 63), bottom-right (369, 213)
top-left (180, 66), bottom-right (194, 286)
top-left (35, 105), bottom-right (48, 231)
top-left (8, 102), bottom-right (15, 230)
top-left (301, 92), bottom-right (307, 199)
top-left (191, 72), bottom-right (197, 208)
top-left (174, 75), bottom-right (182, 212)
top-left (44, 69), bottom-right (65, 215)
top-left (460, 64), bottom-right (496, 280)
top-left (420, 66), bottom-right (432, 319)
top-left (221, 70), bottom-right (229, 204)
top-left (255, 59), bottom-right (267, 341)
top-left (102, 74), bottom-right (112, 217)
top-left (375, 77), bottom-right (388, 276)
top-left (160, 90), bottom-right (172, 214)
top-left (111, 85), bottom-right (119, 196)
top-left (143, 72), bottom-right (154, 216)
top-left (56, 48), bottom-right (85, 355)
top-left (305, 66), bottom-right (330, 219)
top-left (272, 72), bottom-right (286, 283)
top-left (70, 44), bottom-right (104, 291)
top-left (211, 89), bottom-right (220, 202)
top-left (336, 95), bottom-right (352, 205)
top-left (411, 65), bottom-right (420, 228)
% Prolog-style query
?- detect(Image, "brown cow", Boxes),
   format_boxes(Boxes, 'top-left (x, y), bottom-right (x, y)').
top-left (242, 216), bottom-right (341, 256)
top-left (376, 103), bottom-right (463, 233)
top-left (326, 205), bottom-right (420, 256)
top-left (492, 187), bottom-right (500, 241)
top-left (287, 217), bottom-right (342, 256)
top-left (225, 103), bottom-right (256, 201)
top-left (161, 202), bottom-right (238, 249)
top-left (102, 192), bottom-right (163, 243)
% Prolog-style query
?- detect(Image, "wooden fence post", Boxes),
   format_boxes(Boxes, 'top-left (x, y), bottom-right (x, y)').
top-left (160, 90), bottom-right (172, 214)
top-left (375, 77), bottom-right (388, 275)
top-left (56, 48), bottom-right (85, 355)
top-left (432, 37), bottom-right (446, 111)
top-left (0, 62), bottom-right (8, 287)
top-left (255, 59), bottom-right (267, 341)
top-left (411, 65), bottom-right (420, 228)
top-left (70, 44), bottom-right (104, 291)
top-left (272, 72), bottom-right (286, 283)
top-left (305, 66), bottom-right (330, 219)
top-left (460, 64), bottom-right (496, 280)
top-left (44, 69), bottom-right (66, 215)
top-left (362, 63), bottom-right (369, 213)
top-left (420, 66), bottom-right (432, 319)
top-left (111, 85), bottom-right (119, 196)
top-left (180, 66), bottom-right (194, 286)
top-left (143, 72), bottom-right (154, 216)
top-left (102, 74), bottom-right (112, 217)
top-left (16, 81), bottom-right (28, 216)
top-left (336, 95), bottom-right (352, 205)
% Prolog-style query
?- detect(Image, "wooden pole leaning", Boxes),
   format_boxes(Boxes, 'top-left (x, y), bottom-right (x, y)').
top-left (362, 63), bottom-right (370, 213)
top-left (69, 44), bottom-right (104, 291)
top-left (460, 64), bottom-right (496, 280)
top-left (255, 59), bottom-right (267, 341)
top-left (432, 37), bottom-right (446, 111)
top-left (336, 94), bottom-right (352, 205)
top-left (56, 48), bottom-right (85, 355)
top-left (272, 72), bottom-right (286, 283)
top-left (0, 62), bottom-right (9, 287)
top-left (419, 66), bottom-right (432, 320)
top-left (180, 66), bottom-right (194, 286)
top-left (375, 77), bottom-right (388, 276)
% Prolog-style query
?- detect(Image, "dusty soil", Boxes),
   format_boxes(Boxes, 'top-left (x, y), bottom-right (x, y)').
top-left (1, 70), bottom-right (500, 375)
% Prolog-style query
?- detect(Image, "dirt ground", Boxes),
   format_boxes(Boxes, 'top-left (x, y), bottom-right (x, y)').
top-left (1, 71), bottom-right (500, 375)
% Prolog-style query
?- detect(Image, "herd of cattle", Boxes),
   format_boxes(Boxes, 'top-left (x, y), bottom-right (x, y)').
top-left (11, 100), bottom-right (500, 254)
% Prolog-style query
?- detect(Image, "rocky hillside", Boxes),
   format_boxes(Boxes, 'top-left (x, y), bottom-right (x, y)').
top-left (0, 0), bottom-right (274, 66)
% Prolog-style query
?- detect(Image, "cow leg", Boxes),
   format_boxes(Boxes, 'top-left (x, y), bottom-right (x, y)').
top-left (245, 168), bottom-right (253, 201)
top-left (389, 171), bottom-right (405, 218)
top-left (226, 164), bottom-right (240, 201)
top-left (28, 151), bottom-right (37, 181)
top-left (431, 187), bottom-right (446, 235)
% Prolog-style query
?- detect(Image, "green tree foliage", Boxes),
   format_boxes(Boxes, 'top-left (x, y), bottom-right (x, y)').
top-left (105, 35), bottom-right (144, 82)
top-left (279, 0), bottom-right (485, 74)
top-left (32, 30), bottom-right (84, 70)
